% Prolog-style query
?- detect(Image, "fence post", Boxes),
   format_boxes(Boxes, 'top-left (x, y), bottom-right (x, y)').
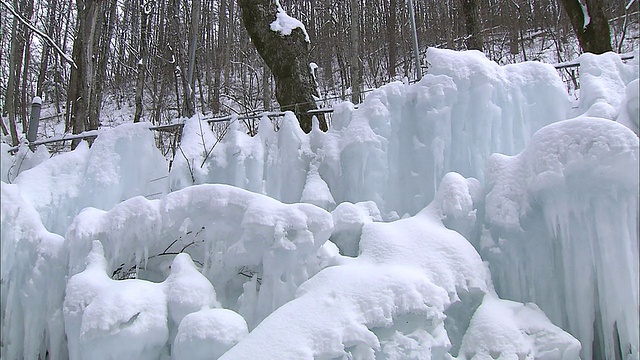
top-left (27, 96), bottom-right (42, 145)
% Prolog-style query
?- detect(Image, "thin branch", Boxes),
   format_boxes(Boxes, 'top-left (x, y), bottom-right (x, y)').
top-left (0, 0), bottom-right (77, 69)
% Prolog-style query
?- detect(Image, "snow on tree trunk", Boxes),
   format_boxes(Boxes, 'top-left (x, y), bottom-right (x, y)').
top-left (559, 0), bottom-right (613, 54)
top-left (238, 0), bottom-right (327, 133)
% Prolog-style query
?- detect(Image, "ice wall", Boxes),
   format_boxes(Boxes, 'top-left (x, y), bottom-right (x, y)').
top-left (480, 117), bottom-right (639, 360)
top-left (3, 49), bottom-right (637, 359)
top-left (1, 123), bottom-right (168, 360)
top-left (7, 123), bottom-right (168, 235)
top-left (170, 48), bottom-right (570, 216)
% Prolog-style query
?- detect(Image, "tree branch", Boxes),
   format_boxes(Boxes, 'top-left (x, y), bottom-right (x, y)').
top-left (1, 0), bottom-right (77, 69)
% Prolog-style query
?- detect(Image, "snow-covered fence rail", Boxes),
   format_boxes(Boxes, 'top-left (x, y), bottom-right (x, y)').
top-left (553, 51), bottom-right (635, 69)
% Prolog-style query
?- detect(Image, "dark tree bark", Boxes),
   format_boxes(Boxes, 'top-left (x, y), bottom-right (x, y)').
top-left (184, 0), bottom-right (200, 117)
top-left (461, 0), bottom-right (483, 51)
top-left (238, 0), bottom-right (327, 133)
top-left (88, 0), bottom-right (116, 128)
top-left (558, 0), bottom-right (612, 54)
top-left (68, 0), bottom-right (104, 144)
top-left (211, 0), bottom-right (227, 114)
top-left (134, 1), bottom-right (153, 123)
top-left (4, 0), bottom-right (33, 145)
top-left (36, 0), bottom-right (57, 98)
top-left (387, 0), bottom-right (398, 80)
top-left (350, 0), bottom-right (362, 104)
top-left (6, 14), bottom-right (21, 146)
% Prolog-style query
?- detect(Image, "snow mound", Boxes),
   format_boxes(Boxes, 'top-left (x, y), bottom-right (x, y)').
top-left (617, 78), bottom-right (639, 134)
top-left (330, 201), bottom-right (382, 256)
top-left (64, 241), bottom-right (237, 360)
top-left (65, 183), bottom-right (333, 328)
top-left (482, 117), bottom-right (639, 359)
top-left (64, 241), bottom-right (169, 360)
top-left (578, 51), bottom-right (639, 120)
top-left (459, 297), bottom-right (580, 360)
top-left (173, 308), bottom-right (248, 360)
top-left (221, 173), bottom-right (579, 359)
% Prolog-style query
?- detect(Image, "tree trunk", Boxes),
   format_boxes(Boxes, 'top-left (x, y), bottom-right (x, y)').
top-left (69, 0), bottom-right (104, 144)
top-left (558, 0), bottom-right (612, 54)
top-left (5, 4), bottom-right (25, 146)
top-left (387, 0), bottom-right (398, 80)
top-left (462, 0), bottom-right (483, 51)
top-left (262, 62), bottom-right (271, 111)
top-left (89, 0), bottom-right (116, 129)
top-left (183, 0), bottom-right (200, 117)
top-left (238, 0), bottom-right (327, 133)
top-left (212, 0), bottom-right (227, 114)
top-left (36, 0), bottom-right (58, 98)
top-left (350, 0), bottom-right (362, 104)
top-left (134, 1), bottom-right (153, 123)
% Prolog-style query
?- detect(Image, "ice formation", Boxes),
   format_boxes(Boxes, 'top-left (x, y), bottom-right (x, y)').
top-left (221, 174), bottom-right (580, 359)
top-left (2, 49), bottom-right (638, 359)
top-left (1, 183), bottom-right (67, 360)
top-left (64, 241), bottom-right (243, 360)
top-left (577, 51), bottom-right (639, 120)
top-left (65, 183), bottom-right (334, 330)
top-left (170, 48), bottom-right (570, 217)
top-left (481, 117), bottom-right (639, 360)
top-left (617, 78), bottom-right (639, 134)
top-left (6, 123), bottom-right (168, 235)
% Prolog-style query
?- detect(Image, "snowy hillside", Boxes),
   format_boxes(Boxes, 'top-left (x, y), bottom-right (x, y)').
top-left (1, 49), bottom-right (638, 360)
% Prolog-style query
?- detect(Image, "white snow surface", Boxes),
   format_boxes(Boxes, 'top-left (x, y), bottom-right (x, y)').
top-left (2, 49), bottom-right (638, 360)
top-left (577, 51), bottom-right (639, 121)
top-left (270, 0), bottom-right (311, 43)
top-left (222, 175), bottom-right (580, 359)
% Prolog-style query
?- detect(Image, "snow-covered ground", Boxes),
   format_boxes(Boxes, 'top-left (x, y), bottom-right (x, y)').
top-left (1, 49), bottom-right (638, 359)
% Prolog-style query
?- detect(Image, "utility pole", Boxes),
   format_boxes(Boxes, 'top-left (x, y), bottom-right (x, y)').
top-left (408, 0), bottom-right (422, 81)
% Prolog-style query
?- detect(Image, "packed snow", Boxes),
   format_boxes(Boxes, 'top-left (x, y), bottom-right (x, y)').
top-left (2, 49), bottom-right (638, 360)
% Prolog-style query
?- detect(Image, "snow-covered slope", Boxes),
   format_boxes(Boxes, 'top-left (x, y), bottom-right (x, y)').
top-left (1, 49), bottom-right (638, 360)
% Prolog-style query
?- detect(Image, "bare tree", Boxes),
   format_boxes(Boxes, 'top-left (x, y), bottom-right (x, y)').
top-left (67, 0), bottom-right (105, 142)
top-left (238, 0), bottom-right (327, 133)
top-left (350, 0), bottom-right (362, 103)
top-left (558, 0), bottom-right (612, 54)
top-left (462, 0), bottom-right (483, 51)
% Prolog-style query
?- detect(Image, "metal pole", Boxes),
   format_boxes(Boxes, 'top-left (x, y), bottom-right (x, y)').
top-left (408, 0), bottom-right (422, 81)
top-left (27, 96), bottom-right (42, 144)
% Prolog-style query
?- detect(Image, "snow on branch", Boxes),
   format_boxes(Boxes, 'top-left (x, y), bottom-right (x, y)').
top-left (0, 0), bottom-right (77, 69)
